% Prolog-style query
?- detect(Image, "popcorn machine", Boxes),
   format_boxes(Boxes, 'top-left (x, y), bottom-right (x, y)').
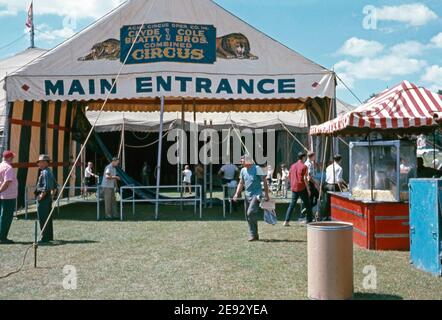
top-left (349, 140), bottom-right (417, 202)
top-left (330, 139), bottom-right (416, 251)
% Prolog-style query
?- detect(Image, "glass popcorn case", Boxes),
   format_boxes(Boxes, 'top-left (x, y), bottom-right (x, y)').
top-left (349, 140), bottom-right (417, 202)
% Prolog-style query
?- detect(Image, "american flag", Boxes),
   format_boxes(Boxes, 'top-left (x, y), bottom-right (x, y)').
top-left (25, 1), bottom-right (33, 28)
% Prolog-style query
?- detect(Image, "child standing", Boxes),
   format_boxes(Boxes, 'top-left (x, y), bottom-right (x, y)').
top-left (182, 165), bottom-right (193, 194)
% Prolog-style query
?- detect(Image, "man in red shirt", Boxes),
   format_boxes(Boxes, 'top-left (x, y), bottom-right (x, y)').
top-left (284, 152), bottom-right (312, 226)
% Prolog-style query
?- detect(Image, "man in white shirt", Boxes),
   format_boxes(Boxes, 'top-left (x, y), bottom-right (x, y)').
top-left (182, 165), bottom-right (193, 194)
top-left (323, 155), bottom-right (345, 221)
top-left (101, 157), bottom-right (120, 220)
top-left (325, 155), bottom-right (344, 188)
top-left (84, 162), bottom-right (99, 196)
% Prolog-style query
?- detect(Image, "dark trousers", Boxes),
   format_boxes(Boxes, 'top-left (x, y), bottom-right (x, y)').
top-left (37, 196), bottom-right (54, 242)
top-left (141, 175), bottom-right (149, 186)
top-left (321, 184), bottom-right (338, 221)
top-left (196, 178), bottom-right (205, 201)
top-left (309, 181), bottom-right (319, 208)
top-left (285, 190), bottom-right (312, 223)
top-left (0, 199), bottom-right (16, 240)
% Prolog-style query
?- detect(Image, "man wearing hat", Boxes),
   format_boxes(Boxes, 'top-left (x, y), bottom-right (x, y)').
top-left (0, 151), bottom-right (18, 244)
top-left (101, 157), bottom-right (120, 220)
top-left (233, 154), bottom-right (270, 242)
top-left (36, 154), bottom-right (57, 243)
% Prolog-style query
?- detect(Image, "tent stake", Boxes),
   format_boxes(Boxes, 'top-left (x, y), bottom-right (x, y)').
top-left (33, 221), bottom-right (38, 268)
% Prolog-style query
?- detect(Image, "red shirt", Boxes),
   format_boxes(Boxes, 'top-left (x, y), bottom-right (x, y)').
top-left (289, 160), bottom-right (308, 192)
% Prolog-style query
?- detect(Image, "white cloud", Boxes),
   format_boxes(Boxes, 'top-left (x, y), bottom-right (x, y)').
top-left (374, 3), bottom-right (438, 27)
top-left (32, 23), bottom-right (76, 42)
top-left (430, 32), bottom-right (442, 48)
top-left (339, 37), bottom-right (384, 57)
top-left (335, 55), bottom-right (427, 88)
top-left (421, 65), bottom-right (442, 91)
top-left (0, 0), bottom-right (124, 19)
top-left (390, 41), bottom-right (427, 57)
top-left (335, 33), bottom-right (442, 89)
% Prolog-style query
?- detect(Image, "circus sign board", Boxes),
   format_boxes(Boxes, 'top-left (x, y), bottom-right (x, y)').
top-left (120, 22), bottom-right (217, 64)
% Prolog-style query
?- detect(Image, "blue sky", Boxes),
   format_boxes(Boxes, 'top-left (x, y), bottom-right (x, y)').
top-left (0, 0), bottom-right (441, 104)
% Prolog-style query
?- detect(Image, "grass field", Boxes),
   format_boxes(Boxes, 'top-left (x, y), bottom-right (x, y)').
top-left (0, 201), bottom-right (441, 300)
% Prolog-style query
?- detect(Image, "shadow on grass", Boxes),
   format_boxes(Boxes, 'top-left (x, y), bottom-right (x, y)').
top-left (353, 292), bottom-right (403, 300)
top-left (37, 240), bottom-right (99, 247)
top-left (260, 239), bottom-right (306, 243)
top-left (19, 202), bottom-right (292, 223)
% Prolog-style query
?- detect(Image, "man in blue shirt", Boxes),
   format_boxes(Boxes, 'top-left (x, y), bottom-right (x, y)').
top-left (233, 155), bottom-right (270, 242)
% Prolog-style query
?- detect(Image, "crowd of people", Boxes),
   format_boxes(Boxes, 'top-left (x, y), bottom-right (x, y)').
top-left (8, 145), bottom-right (442, 244)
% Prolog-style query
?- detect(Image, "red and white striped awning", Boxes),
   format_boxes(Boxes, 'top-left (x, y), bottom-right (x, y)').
top-left (310, 81), bottom-right (442, 136)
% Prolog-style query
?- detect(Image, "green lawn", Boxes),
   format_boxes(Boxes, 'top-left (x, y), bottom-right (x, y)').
top-left (0, 202), bottom-right (441, 300)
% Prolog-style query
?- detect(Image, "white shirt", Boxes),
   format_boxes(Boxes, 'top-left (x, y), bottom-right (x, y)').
top-left (266, 166), bottom-right (274, 179)
top-left (219, 164), bottom-right (238, 180)
top-left (101, 164), bottom-right (117, 189)
top-left (281, 169), bottom-right (289, 181)
top-left (183, 169), bottom-right (192, 183)
top-left (305, 159), bottom-right (315, 179)
top-left (326, 162), bottom-right (343, 184)
top-left (85, 166), bottom-right (96, 178)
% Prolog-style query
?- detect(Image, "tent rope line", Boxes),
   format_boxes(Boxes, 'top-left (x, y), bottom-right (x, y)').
top-left (0, 244), bottom-right (33, 280)
top-left (0, 21), bottom-right (148, 280)
top-left (131, 131), bottom-right (152, 141)
top-left (315, 97), bottom-right (335, 218)
top-left (335, 74), bottom-right (363, 105)
top-left (125, 130), bottom-right (171, 149)
top-left (279, 120), bottom-right (309, 152)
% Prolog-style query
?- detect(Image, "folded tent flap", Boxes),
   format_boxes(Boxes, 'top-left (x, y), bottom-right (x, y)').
top-left (86, 97), bottom-right (309, 113)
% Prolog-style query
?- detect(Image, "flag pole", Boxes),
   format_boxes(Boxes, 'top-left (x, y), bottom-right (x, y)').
top-left (31, 22), bottom-right (35, 48)
top-left (27, 1), bottom-right (35, 48)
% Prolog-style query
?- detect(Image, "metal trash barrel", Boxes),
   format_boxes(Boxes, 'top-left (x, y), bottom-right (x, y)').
top-left (307, 222), bottom-right (354, 300)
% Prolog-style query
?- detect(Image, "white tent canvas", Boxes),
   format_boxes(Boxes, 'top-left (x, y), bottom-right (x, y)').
top-left (86, 110), bottom-right (309, 133)
top-left (5, 0), bottom-right (334, 103)
top-left (86, 99), bottom-right (352, 133)
top-left (0, 48), bottom-right (46, 131)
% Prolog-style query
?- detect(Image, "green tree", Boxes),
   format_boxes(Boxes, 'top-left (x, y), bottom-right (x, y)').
top-left (364, 93), bottom-right (377, 103)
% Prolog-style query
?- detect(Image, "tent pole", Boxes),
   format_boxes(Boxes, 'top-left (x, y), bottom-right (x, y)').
top-left (81, 144), bottom-right (85, 197)
top-left (122, 115), bottom-right (126, 172)
top-left (203, 120), bottom-right (207, 208)
top-left (176, 112), bottom-right (180, 192)
top-left (209, 120), bottom-right (213, 208)
top-left (155, 96), bottom-right (165, 220)
top-left (433, 129), bottom-right (437, 169)
top-left (368, 134), bottom-right (374, 202)
top-left (180, 100), bottom-right (185, 211)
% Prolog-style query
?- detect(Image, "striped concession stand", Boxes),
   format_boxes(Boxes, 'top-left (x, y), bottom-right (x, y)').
top-left (310, 81), bottom-right (442, 136)
top-left (7, 100), bottom-right (82, 207)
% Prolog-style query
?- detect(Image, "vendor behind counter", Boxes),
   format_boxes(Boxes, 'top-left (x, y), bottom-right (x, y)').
top-left (417, 157), bottom-right (442, 178)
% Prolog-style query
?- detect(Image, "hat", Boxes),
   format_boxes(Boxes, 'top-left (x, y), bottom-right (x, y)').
top-left (334, 154), bottom-right (342, 161)
top-left (241, 154), bottom-right (253, 164)
top-left (308, 151), bottom-right (315, 157)
top-left (2, 150), bottom-right (15, 159)
top-left (37, 154), bottom-right (51, 163)
top-left (112, 157), bottom-right (119, 162)
top-left (298, 151), bottom-right (307, 159)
